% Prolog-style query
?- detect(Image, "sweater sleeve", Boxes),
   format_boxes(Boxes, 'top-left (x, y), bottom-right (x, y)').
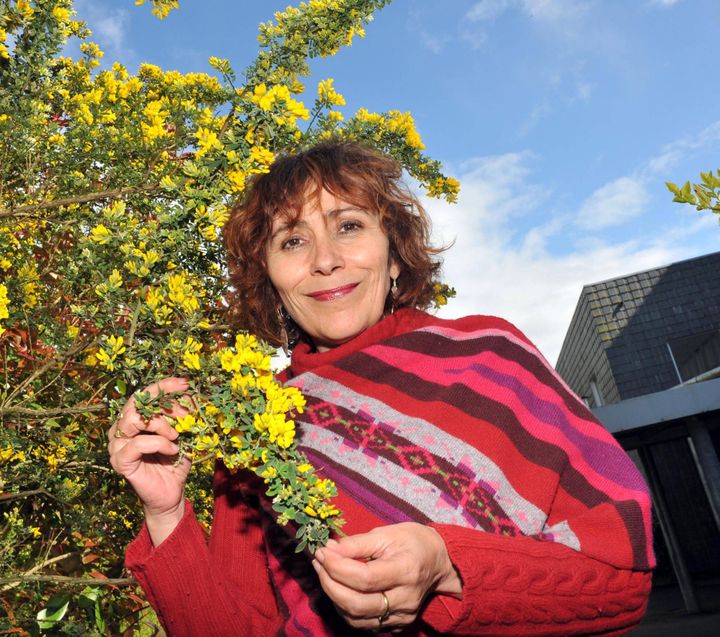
top-left (421, 525), bottom-right (651, 636)
top-left (124, 466), bottom-right (282, 637)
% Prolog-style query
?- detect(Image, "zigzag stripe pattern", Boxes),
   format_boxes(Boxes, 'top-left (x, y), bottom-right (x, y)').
top-left (300, 396), bottom-right (522, 535)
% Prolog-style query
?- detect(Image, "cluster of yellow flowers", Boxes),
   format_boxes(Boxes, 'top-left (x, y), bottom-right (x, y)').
top-left (135, 0), bottom-right (179, 20)
top-left (251, 83), bottom-right (310, 127)
top-left (129, 331), bottom-right (343, 549)
top-left (0, 26), bottom-right (9, 59)
top-left (317, 78), bottom-right (346, 106)
top-left (427, 175), bottom-right (461, 203)
top-left (142, 272), bottom-right (204, 326)
top-left (0, 283), bottom-right (9, 336)
top-left (94, 335), bottom-right (127, 372)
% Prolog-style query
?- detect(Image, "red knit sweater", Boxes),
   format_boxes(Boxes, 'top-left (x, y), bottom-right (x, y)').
top-left (126, 310), bottom-right (653, 636)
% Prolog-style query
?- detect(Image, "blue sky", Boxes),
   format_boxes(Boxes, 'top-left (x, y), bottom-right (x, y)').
top-left (75, 0), bottom-right (720, 363)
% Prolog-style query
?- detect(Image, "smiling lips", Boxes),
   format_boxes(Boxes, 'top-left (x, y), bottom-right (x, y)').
top-left (306, 283), bottom-right (359, 302)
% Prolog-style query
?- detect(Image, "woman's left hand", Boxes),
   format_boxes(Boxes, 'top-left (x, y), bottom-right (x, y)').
top-left (312, 522), bottom-right (462, 632)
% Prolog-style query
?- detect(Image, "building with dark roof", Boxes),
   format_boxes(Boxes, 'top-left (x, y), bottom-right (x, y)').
top-left (556, 250), bottom-right (720, 406)
top-left (555, 250), bottom-right (720, 616)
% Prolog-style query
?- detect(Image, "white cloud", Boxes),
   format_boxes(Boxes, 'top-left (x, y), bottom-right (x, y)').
top-left (466, 0), bottom-right (515, 22)
top-left (74, 0), bottom-right (131, 59)
top-left (424, 154), bottom-right (692, 365)
top-left (466, 0), bottom-right (587, 24)
top-left (647, 0), bottom-right (684, 7)
top-left (408, 12), bottom-right (449, 53)
top-left (645, 120), bottom-right (720, 177)
top-left (576, 177), bottom-right (650, 229)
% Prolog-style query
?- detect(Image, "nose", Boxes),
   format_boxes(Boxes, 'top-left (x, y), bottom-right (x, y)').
top-left (311, 234), bottom-right (343, 275)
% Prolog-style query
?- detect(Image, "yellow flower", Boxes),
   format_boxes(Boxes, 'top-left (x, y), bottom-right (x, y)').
top-left (183, 350), bottom-right (201, 370)
top-left (318, 504), bottom-right (340, 519)
top-left (250, 145), bottom-right (274, 166)
top-left (0, 283), bottom-right (9, 336)
top-left (226, 168), bottom-right (247, 193)
top-left (195, 127), bottom-right (222, 157)
top-left (268, 417), bottom-right (295, 448)
top-left (231, 372), bottom-right (255, 393)
top-left (261, 465), bottom-right (278, 481)
top-left (318, 78), bottom-right (346, 106)
top-left (196, 433), bottom-right (220, 451)
top-left (16, 0), bottom-right (34, 20)
top-left (95, 335), bottom-right (126, 371)
top-left (90, 224), bottom-right (112, 244)
top-left (175, 414), bottom-right (196, 433)
top-left (52, 7), bottom-right (71, 22)
top-left (167, 273), bottom-right (200, 313)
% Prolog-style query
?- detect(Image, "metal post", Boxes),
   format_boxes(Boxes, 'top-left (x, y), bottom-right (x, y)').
top-left (637, 445), bottom-right (701, 614)
top-left (687, 418), bottom-right (720, 533)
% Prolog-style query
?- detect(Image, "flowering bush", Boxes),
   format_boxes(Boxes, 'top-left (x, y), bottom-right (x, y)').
top-left (0, 0), bottom-right (459, 633)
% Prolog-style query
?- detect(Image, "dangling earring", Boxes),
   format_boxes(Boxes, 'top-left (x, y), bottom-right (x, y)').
top-left (276, 306), bottom-right (289, 355)
top-left (390, 277), bottom-right (398, 314)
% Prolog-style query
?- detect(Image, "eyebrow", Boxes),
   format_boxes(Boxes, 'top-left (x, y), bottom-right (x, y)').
top-left (270, 206), bottom-right (368, 240)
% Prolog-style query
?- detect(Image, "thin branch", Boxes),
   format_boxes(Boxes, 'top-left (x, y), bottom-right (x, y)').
top-left (0, 489), bottom-right (59, 503)
top-left (0, 404), bottom-right (105, 418)
top-left (3, 339), bottom-right (93, 405)
top-left (0, 185), bottom-right (158, 219)
top-left (126, 298), bottom-right (143, 349)
top-left (0, 552), bottom-right (79, 592)
top-left (0, 575), bottom-right (135, 587)
top-left (63, 461), bottom-right (112, 473)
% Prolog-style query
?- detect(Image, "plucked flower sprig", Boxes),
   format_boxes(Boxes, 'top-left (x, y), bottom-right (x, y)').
top-left (131, 333), bottom-right (345, 553)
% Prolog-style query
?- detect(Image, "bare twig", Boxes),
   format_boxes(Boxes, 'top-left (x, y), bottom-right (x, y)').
top-left (0, 488), bottom-right (59, 503)
top-left (0, 404), bottom-right (105, 418)
top-left (0, 552), bottom-right (80, 592)
top-left (3, 339), bottom-right (93, 405)
top-left (0, 185), bottom-right (158, 219)
top-left (0, 575), bottom-right (135, 586)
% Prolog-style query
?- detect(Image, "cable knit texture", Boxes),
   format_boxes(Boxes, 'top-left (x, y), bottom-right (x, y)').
top-left (125, 309), bottom-right (653, 636)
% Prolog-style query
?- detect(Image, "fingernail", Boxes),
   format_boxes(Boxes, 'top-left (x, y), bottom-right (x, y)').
top-left (326, 538), bottom-right (338, 548)
top-left (312, 559), bottom-right (320, 571)
top-left (314, 549), bottom-right (325, 564)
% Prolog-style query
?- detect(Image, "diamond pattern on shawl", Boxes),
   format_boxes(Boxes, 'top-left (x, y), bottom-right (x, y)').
top-left (301, 398), bottom-right (520, 535)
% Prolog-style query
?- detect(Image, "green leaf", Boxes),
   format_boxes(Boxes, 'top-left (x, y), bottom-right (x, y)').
top-left (116, 378), bottom-right (127, 395)
top-left (36, 593), bottom-right (70, 630)
top-left (665, 181), bottom-right (681, 196)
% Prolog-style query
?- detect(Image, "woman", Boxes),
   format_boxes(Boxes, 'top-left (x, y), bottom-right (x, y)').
top-left (109, 141), bottom-right (654, 636)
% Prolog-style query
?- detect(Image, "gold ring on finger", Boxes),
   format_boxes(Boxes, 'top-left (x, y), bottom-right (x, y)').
top-left (378, 591), bottom-right (391, 627)
top-left (113, 427), bottom-right (128, 439)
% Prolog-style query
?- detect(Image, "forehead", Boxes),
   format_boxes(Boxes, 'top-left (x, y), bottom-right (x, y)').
top-left (270, 187), bottom-right (371, 229)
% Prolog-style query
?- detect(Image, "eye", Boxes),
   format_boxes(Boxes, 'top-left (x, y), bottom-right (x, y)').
top-left (280, 235), bottom-right (304, 250)
top-left (338, 220), bottom-right (363, 234)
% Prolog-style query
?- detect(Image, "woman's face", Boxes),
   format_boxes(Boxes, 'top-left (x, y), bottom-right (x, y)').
top-left (266, 188), bottom-right (400, 352)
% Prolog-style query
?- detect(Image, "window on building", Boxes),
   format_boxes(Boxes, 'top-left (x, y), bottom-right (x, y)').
top-left (667, 329), bottom-right (720, 382)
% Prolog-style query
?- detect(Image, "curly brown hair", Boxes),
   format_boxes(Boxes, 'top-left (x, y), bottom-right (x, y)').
top-left (223, 140), bottom-right (444, 347)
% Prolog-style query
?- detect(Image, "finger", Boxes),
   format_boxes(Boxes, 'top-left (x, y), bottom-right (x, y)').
top-left (325, 529), bottom-right (388, 560)
top-left (110, 434), bottom-right (182, 474)
top-left (313, 561), bottom-right (394, 628)
top-left (117, 382), bottom-right (191, 439)
top-left (121, 377), bottom-right (190, 416)
top-left (316, 538), bottom-right (397, 593)
top-left (143, 377), bottom-right (190, 399)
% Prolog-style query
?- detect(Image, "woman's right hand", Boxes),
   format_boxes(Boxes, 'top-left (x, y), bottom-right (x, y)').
top-left (108, 377), bottom-right (192, 545)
